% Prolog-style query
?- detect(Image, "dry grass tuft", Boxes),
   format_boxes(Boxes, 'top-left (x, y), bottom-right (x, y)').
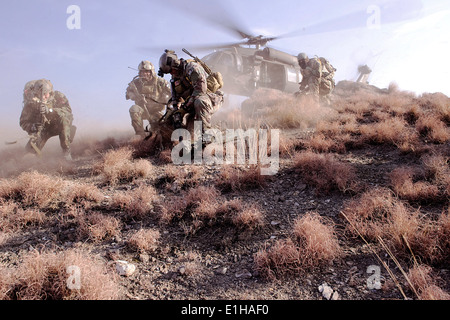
top-left (127, 228), bottom-right (160, 253)
top-left (255, 212), bottom-right (341, 280)
top-left (77, 212), bottom-right (121, 243)
top-left (389, 167), bottom-right (440, 203)
top-left (94, 147), bottom-right (153, 185)
top-left (0, 249), bottom-right (119, 300)
top-left (0, 171), bottom-right (66, 208)
top-left (161, 186), bottom-right (264, 235)
top-left (342, 188), bottom-right (440, 262)
top-left (0, 201), bottom-right (47, 233)
top-left (215, 165), bottom-right (267, 192)
top-left (407, 264), bottom-right (450, 300)
top-left (415, 114), bottom-right (450, 143)
top-left (292, 212), bottom-right (341, 266)
top-left (293, 151), bottom-right (357, 194)
top-left (110, 184), bottom-right (159, 219)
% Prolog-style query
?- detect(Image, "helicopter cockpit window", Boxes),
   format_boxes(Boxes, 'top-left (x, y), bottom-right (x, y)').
top-left (218, 53), bottom-right (233, 67)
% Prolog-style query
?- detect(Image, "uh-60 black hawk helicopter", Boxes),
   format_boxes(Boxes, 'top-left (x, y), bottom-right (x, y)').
top-left (198, 33), bottom-right (302, 97)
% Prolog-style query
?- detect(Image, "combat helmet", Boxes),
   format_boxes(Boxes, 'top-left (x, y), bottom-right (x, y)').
top-left (158, 50), bottom-right (179, 74)
top-left (297, 52), bottom-right (308, 61)
top-left (23, 80), bottom-right (37, 102)
top-left (34, 79), bottom-right (54, 100)
top-left (138, 60), bottom-right (155, 73)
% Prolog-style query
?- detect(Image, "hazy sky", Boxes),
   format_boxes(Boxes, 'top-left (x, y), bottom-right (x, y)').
top-left (0, 0), bottom-right (449, 144)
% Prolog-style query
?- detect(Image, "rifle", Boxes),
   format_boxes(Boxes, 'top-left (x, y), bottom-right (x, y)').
top-left (182, 48), bottom-right (212, 75)
top-left (27, 100), bottom-right (50, 156)
top-left (182, 48), bottom-right (223, 93)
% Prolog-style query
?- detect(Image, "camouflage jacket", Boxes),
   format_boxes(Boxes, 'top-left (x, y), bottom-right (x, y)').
top-left (126, 76), bottom-right (171, 109)
top-left (20, 91), bottom-right (73, 134)
top-left (300, 57), bottom-right (323, 85)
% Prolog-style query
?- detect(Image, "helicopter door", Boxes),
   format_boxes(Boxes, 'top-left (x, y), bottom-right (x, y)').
top-left (260, 62), bottom-right (286, 91)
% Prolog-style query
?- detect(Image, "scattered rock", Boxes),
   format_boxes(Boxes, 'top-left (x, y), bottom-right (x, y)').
top-left (318, 283), bottom-right (339, 300)
top-left (139, 253), bottom-right (150, 263)
top-left (235, 270), bottom-right (252, 279)
top-left (115, 260), bottom-right (136, 277)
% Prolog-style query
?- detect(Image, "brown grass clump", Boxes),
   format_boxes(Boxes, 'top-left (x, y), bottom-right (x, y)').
top-left (415, 113), bottom-right (450, 143)
top-left (255, 213), bottom-right (340, 278)
top-left (0, 249), bottom-right (119, 300)
top-left (127, 228), bottom-right (160, 253)
top-left (64, 182), bottom-right (104, 207)
top-left (110, 184), bottom-right (159, 219)
top-left (422, 154), bottom-right (450, 196)
top-left (342, 188), bottom-right (440, 262)
top-left (255, 212), bottom-right (341, 280)
top-left (292, 212), bottom-right (341, 266)
top-left (293, 151), bottom-right (357, 194)
top-left (161, 186), bottom-right (264, 235)
top-left (389, 167), bottom-right (440, 203)
top-left (436, 208), bottom-right (450, 262)
top-left (94, 147), bottom-right (153, 185)
top-left (0, 201), bottom-right (47, 233)
top-left (215, 165), bottom-right (267, 192)
top-left (77, 212), bottom-right (121, 243)
top-left (359, 117), bottom-right (419, 148)
top-left (0, 171), bottom-right (67, 208)
top-left (407, 264), bottom-right (450, 300)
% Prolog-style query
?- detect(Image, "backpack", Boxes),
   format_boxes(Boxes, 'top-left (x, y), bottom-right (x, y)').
top-left (207, 71), bottom-right (224, 93)
top-left (317, 57), bottom-right (336, 80)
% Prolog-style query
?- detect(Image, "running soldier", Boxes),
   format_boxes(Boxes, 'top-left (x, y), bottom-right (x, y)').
top-left (297, 53), bottom-right (336, 104)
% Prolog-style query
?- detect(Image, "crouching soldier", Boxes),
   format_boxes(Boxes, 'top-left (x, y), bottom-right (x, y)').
top-left (126, 60), bottom-right (171, 138)
top-left (20, 79), bottom-right (76, 160)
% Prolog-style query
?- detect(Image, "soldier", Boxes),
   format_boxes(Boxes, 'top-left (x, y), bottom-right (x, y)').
top-left (157, 50), bottom-right (224, 134)
top-left (19, 79), bottom-right (76, 160)
top-left (126, 60), bottom-right (171, 138)
top-left (297, 53), bottom-right (336, 104)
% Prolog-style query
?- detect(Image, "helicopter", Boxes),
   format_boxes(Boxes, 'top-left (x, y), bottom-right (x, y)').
top-left (148, 0), bottom-right (424, 97)
top-left (199, 36), bottom-right (302, 97)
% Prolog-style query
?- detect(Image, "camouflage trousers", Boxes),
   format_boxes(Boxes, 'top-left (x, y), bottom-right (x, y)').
top-left (26, 114), bottom-right (76, 154)
top-left (129, 104), bottom-right (164, 137)
top-left (193, 93), bottom-right (222, 131)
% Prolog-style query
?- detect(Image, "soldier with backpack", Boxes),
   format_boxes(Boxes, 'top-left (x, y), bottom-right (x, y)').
top-left (297, 52), bottom-right (336, 105)
top-left (157, 49), bottom-right (224, 133)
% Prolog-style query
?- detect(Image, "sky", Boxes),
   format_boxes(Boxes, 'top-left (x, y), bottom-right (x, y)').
top-left (0, 0), bottom-right (449, 145)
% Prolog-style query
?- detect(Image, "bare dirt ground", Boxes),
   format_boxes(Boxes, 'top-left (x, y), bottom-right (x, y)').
top-left (0, 82), bottom-right (449, 304)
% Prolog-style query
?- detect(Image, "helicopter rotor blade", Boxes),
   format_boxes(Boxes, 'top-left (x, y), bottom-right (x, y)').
top-left (278, 0), bottom-right (424, 38)
top-left (154, 0), bottom-right (255, 41)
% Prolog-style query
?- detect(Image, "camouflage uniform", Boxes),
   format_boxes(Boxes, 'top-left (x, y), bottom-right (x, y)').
top-left (298, 54), bottom-right (335, 104)
top-left (20, 79), bottom-right (76, 159)
top-left (171, 59), bottom-right (223, 130)
top-left (126, 62), bottom-right (171, 137)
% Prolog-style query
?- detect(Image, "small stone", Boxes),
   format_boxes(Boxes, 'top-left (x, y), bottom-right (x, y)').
top-left (179, 266), bottom-right (186, 275)
top-left (235, 270), bottom-right (252, 278)
top-left (270, 221), bottom-right (280, 226)
top-left (139, 253), bottom-right (150, 263)
top-left (331, 291), bottom-right (340, 300)
top-left (115, 260), bottom-right (136, 277)
top-left (319, 283), bottom-right (334, 300)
